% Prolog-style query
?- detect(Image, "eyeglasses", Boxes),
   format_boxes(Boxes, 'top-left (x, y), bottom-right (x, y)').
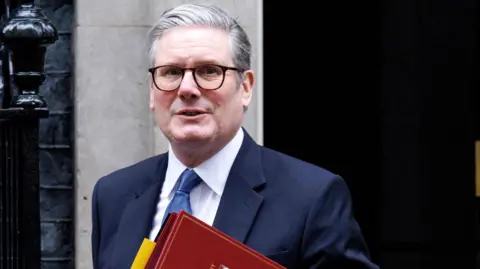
top-left (148, 64), bottom-right (244, 91)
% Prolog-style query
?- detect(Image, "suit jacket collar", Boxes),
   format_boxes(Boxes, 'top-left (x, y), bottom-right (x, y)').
top-left (112, 154), bottom-right (168, 269)
top-left (212, 129), bottom-right (265, 243)
top-left (112, 129), bottom-right (265, 268)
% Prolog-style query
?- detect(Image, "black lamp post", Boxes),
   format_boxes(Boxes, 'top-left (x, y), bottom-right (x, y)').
top-left (0, 3), bottom-right (57, 269)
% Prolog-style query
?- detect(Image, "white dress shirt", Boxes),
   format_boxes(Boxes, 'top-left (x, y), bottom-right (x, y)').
top-left (148, 127), bottom-right (244, 241)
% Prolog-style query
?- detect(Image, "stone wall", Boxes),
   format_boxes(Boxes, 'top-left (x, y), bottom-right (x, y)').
top-left (36, 0), bottom-right (75, 268)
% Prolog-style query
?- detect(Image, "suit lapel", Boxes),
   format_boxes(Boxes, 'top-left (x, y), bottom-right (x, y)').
top-left (112, 154), bottom-right (168, 269)
top-left (110, 130), bottom-right (265, 267)
top-left (213, 131), bottom-right (265, 243)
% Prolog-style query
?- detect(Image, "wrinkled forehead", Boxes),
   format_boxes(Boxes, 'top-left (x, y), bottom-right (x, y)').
top-left (153, 26), bottom-right (234, 67)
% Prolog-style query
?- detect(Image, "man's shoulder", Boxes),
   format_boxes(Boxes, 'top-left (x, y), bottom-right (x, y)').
top-left (256, 145), bottom-right (352, 220)
top-left (258, 145), bottom-right (342, 191)
top-left (94, 153), bottom-right (167, 195)
top-left (260, 145), bottom-right (337, 178)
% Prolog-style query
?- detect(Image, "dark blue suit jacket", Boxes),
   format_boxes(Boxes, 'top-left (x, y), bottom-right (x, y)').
top-left (91, 131), bottom-right (379, 269)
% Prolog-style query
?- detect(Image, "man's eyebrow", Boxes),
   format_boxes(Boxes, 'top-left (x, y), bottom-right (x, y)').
top-left (155, 59), bottom-right (224, 67)
top-left (154, 60), bottom-right (183, 66)
top-left (192, 59), bottom-right (223, 65)
top-left (155, 55), bottom-right (234, 68)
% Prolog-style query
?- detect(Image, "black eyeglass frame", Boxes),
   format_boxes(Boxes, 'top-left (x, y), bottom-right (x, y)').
top-left (148, 64), bottom-right (244, 91)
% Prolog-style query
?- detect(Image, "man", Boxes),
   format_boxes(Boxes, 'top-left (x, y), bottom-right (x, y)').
top-left (91, 4), bottom-right (379, 269)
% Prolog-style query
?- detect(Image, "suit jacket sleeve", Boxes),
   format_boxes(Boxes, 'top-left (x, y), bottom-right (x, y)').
top-left (91, 179), bottom-right (101, 269)
top-left (302, 175), bottom-right (379, 269)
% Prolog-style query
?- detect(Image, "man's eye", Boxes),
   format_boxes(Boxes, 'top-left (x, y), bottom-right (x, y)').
top-left (164, 68), bottom-right (181, 76)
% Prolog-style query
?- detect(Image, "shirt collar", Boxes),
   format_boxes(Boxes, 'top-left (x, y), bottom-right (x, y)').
top-left (164, 127), bottom-right (244, 196)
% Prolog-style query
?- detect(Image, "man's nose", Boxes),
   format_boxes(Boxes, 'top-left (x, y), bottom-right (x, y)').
top-left (177, 71), bottom-right (201, 100)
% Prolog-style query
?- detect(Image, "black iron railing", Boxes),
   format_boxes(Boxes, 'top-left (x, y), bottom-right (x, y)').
top-left (0, 2), bottom-right (58, 269)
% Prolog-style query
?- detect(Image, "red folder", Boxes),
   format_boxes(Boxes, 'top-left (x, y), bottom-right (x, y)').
top-left (144, 213), bottom-right (178, 268)
top-left (145, 210), bottom-right (286, 269)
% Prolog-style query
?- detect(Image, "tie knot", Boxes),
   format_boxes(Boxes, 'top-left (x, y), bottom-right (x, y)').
top-left (176, 169), bottom-right (201, 194)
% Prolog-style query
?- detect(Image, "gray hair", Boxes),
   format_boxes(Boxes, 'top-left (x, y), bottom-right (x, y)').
top-left (147, 4), bottom-right (251, 72)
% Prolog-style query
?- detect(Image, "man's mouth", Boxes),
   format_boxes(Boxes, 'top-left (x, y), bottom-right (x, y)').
top-left (181, 111), bottom-right (203, 116)
top-left (177, 108), bottom-right (208, 117)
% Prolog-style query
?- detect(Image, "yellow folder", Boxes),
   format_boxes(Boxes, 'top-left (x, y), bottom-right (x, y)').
top-left (130, 238), bottom-right (156, 269)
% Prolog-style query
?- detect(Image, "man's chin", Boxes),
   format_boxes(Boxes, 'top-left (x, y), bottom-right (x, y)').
top-left (171, 130), bottom-right (212, 143)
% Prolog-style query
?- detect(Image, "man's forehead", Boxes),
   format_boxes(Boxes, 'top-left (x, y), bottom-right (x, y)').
top-left (154, 27), bottom-right (233, 65)
top-left (154, 47), bottom-right (231, 64)
top-left (156, 56), bottom-right (228, 67)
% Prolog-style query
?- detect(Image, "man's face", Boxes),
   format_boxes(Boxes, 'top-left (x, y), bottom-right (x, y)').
top-left (150, 26), bottom-right (254, 147)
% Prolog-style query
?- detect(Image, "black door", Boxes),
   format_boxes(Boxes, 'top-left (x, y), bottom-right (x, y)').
top-left (263, 1), bottom-right (477, 268)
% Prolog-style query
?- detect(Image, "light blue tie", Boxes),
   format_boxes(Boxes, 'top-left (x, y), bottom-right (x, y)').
top-left (162, 168), bottom-right (202, 225)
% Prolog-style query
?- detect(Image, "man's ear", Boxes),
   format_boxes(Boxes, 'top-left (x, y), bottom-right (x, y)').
top-left (241, 70), bottom-right (255, 110)
top-left (149, 76), bottom-right (155, 111)
top-left (150, 94), bottom-right (155, 110)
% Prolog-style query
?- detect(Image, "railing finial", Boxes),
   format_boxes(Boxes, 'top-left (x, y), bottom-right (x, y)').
top-left (0, 3), bottom-right (58, 110)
